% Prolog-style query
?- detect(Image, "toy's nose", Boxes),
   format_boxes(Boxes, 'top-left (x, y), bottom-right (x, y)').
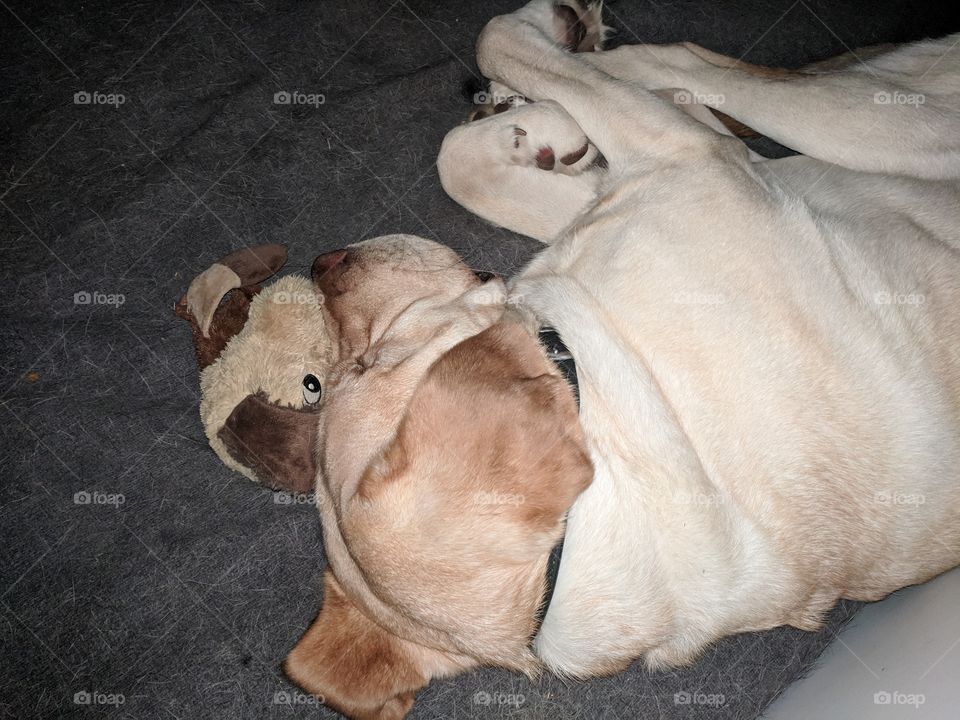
top-left (312, 249), bottom-right (349, 294)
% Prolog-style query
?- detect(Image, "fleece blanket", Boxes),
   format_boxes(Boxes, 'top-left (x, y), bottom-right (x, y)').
top-left (4, 0), bottom-right (956, 717)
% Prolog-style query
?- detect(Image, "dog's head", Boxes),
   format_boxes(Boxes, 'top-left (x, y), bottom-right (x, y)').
top-left (284, 235), bottom-right (593, 719)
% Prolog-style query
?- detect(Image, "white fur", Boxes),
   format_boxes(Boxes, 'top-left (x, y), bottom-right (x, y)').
top-left (200, 276), bottom-right (332, 481)
top-left (443, 1), bottom-right (960, 677)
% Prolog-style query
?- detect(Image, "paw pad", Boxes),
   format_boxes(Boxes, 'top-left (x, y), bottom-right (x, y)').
top-left (536, 146), bottom-right (556, 171)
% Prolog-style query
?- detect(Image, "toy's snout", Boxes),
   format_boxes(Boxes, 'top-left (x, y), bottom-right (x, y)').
top-left (217, 392), bottom-right (319, 495)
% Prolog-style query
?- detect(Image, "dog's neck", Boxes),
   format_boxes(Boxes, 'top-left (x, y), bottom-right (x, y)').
top-left (530, 326), bottom-right (578, 642)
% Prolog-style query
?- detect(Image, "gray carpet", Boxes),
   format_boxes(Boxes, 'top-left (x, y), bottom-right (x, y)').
top-left (3, 1), bottom-right (957, 718)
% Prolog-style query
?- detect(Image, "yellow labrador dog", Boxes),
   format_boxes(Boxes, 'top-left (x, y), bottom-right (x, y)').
top-left (285, 2), bottom-right (960, 717)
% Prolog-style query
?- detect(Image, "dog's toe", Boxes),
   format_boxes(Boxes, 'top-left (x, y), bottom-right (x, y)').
top-left (512, 126), bottom-right (527, 149)
top-left (508, 121), bottom-right (594, 175)
top-left (552, 2), bottom-right (610, 53)
top-left (554, 4), bottom-right (587, 51)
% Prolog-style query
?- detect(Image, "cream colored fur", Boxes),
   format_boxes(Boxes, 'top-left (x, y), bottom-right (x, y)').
top-left (284, 4), bottom-right (960, 716)
top-left (442, 0), bottom-right (960, 677)
top-left (199, 276), bottom-right (333, 482)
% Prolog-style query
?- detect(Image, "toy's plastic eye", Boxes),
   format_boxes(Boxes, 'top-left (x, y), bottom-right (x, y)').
top-left (302, 374), bottom-right (322, 405)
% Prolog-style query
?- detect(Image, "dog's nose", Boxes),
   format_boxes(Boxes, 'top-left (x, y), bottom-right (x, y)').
top-left (312, 249), bottom-right (349, 294)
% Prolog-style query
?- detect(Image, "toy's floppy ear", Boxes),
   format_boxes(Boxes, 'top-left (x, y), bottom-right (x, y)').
top-left (175, 244), bottom-right (288, 369)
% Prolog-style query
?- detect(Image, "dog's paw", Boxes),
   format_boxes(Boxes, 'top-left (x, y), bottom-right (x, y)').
top-left (514, 0), bottom-right (611, 53)
top-left (554, 1), bottom-right (610, 52)
top-left (502, 101), bottom-right (597, 175)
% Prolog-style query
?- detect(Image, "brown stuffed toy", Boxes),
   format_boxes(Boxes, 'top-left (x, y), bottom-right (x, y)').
top-left (175, 244), bottom-right (333, 494)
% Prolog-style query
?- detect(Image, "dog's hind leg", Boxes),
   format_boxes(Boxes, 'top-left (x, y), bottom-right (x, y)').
top-left (581, 36), bottom-right (960, 179)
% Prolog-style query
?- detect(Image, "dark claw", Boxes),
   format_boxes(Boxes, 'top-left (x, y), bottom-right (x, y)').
top-left (561, 143), bottom-right (589, 165)
top-left (513, 127), bottom-right (526, 149)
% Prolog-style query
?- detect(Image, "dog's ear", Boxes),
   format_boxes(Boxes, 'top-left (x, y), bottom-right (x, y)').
top-left (338, 322), bottom-right (592, 665)
top-left (390, 321), bottom-right (593, 535)
top-left (284, 571), bottom-right (464, 720)
top-left (174, 244), bottom-right (288, 368)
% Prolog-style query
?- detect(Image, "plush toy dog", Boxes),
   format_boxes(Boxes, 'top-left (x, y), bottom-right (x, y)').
top-left (175, 244), bottom-right (332, 494)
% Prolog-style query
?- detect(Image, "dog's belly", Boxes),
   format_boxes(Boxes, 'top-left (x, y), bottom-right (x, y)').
top-left (766, 154), bottom-right (960, 253)
top-left (758, 155), bottom-right (960, 437)
top-left (517, 159), bottom-right (960, 675)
